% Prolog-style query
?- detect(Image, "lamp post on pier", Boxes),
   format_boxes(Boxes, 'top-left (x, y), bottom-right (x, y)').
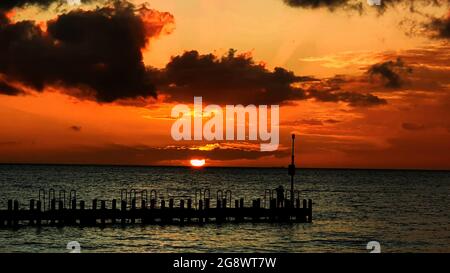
top-left (288, 134), bottom-right (296, 205)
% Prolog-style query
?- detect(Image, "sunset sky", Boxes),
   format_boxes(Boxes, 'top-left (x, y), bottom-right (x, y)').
top-left (1, 0), bottom-right (450, 169)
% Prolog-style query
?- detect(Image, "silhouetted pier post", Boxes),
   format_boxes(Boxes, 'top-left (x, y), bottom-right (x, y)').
top-left (121, 200), bottom-right (127, 225)
top-left (79, 200), bottom-right (85, 226)
top-left (269, 198), bottom-right (276, 221)
top-left (294, 199), bottom-right (306, 222)
top-left (50, 199), bottom-right (56, 225)
top-left (140, 199), bottom-right (146, 224)
top-left (222, 198), bottom-right (227, 221)
top-left (100, 200), bottom-right (106, 225)
top-left (256, 198), bottom-right (261, 222)
top-left (160, 199), bottom-right (166, 223)
top-left (180, 199), bottom-right (185, 224)
top-left (92, 199), bottom-right (97, 225)
top-left (29, 199), bottom-right (35, 225)
top-left (251, 200), bottom-right (256, 222)
top-left (308, 199), bottom-right (312, 223)
top-left (270, 198), bottom-right (276, 210)
top-left (7, 200), bottom-right (12, 226)
top-left (216, 199), bottom-right (222, 223)
top-left (131, 198), bottom-right (136, 224)
top-left (168, 198), bottom-right (174, 223)
top-left (198, 199), bottom-right (203, 223)
top-left (284, 199), bottom-right (290, 209)
top-left (36, 200), bottom-right (42, 226)
top-left (234, 200), bottom-right (240, 222)
top-left (187, 199), bottom-right (192, 223)
top-left (204, 198), bottom-right (210, 222)
top-left (58, 200), bottom-right (64, 226)
top-left (13, 200), bottom-right (19, 227)
top-left (111, 199), bottom-right (117, 224)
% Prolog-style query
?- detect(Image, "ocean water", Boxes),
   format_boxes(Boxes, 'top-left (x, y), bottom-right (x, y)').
top-left (0, 164), bottom-right (448, 253)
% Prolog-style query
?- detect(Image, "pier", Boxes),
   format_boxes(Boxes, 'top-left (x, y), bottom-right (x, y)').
top-left (0, 188), bottom-right (312, 227)
top-left (0, 135), bottom-right (311, 228)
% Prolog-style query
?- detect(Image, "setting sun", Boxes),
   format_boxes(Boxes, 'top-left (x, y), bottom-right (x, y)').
top-left (190, 159), bottom-right (206, 167)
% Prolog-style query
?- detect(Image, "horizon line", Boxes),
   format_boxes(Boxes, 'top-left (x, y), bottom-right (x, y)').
top-left (0, 162), bottom-right (449, 172)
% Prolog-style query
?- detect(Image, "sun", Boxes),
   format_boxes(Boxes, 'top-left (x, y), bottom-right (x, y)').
top-left (190, 159), bottom-right (206, 167)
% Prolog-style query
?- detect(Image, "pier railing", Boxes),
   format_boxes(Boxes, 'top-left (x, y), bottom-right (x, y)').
top-left (0, 188), bottom-right (312, 227)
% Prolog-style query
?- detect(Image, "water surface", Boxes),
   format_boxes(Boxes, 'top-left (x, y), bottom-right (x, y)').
top-left (0, 165), bottom-right (448, 253)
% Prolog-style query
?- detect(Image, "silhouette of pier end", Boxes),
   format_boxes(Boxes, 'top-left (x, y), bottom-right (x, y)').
top-left (0, 189), bottom-right (312, 227)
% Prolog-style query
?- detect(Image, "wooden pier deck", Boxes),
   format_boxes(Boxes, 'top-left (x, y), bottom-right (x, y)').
top-left (0, 190), bottom-right (312, 227)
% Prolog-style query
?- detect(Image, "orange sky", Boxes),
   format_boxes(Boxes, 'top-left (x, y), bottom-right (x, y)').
top-left (1, 0), bottom-right (450, 169)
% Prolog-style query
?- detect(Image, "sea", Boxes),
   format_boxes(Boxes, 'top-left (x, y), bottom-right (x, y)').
top-left (0, 164), bottom-right (448, 253)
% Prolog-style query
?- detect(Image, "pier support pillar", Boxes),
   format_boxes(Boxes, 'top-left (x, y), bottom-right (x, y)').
top-left (111, 199), bottom-right (117, 224)
top-left (58, 200), bottom-right (64, 226)
top-left (36, 200), bottom-right (42, 226)
top-left (6, 200), bottom-right (12, 227)
top-left (29, 199), bottom-right (35, 226)
top-left (180, 199), bottom-right (185, 224)
top-left (308, 199), bottom-right (313, 223)
top-left (79, 200), bottom-right (85, 226)
top-left (187, 199), bottom-right (192, 223)
top-left (121, 200), bottom-right (127, 225)
top-left (198, 200), bottom-right (203, 224)
top-left (50, 199), bottom-right (56, 225)
top-left (13, 200), bottom-right (19, 227)
top-left (100, 200), bottom-right (106, 226)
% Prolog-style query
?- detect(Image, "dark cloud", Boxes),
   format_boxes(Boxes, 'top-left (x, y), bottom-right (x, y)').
top-left (35, 143), bottom-right (288, 165)
top-left (0, 1), bottom-right (174, 102)
top-left (427, 14), bottom-right (450, 39)
top-left (282, 0), bottom-right (358, 10)
top-left (0, 80), bottom-right (23, 95)
top-left (324, 119), bottom-right (341, 124)
top-left (307, 89), bottom-right (387, 107)
top-left (367, 58), bottom-right (412, 88)
top-left (283, 0), bottom-right (450, 40)
top-left (282, 118), bottom-right (341, 126)
top-left (1, 1), bottom-right (386, 108)
top-left (378, 0), bottom-right (450, 12)
top-left (0, 141), bottom-right (20, 146)
top-left (69, 125), bottom-right (82, 132)
top-left (157, 49), bottom-right (386, 107)
top-left (157, 49), bottom-right (309, 105)
top-left (282, 0), bottom-right (450, 12)
top-left (402, 122), bottom-right (426, 131)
